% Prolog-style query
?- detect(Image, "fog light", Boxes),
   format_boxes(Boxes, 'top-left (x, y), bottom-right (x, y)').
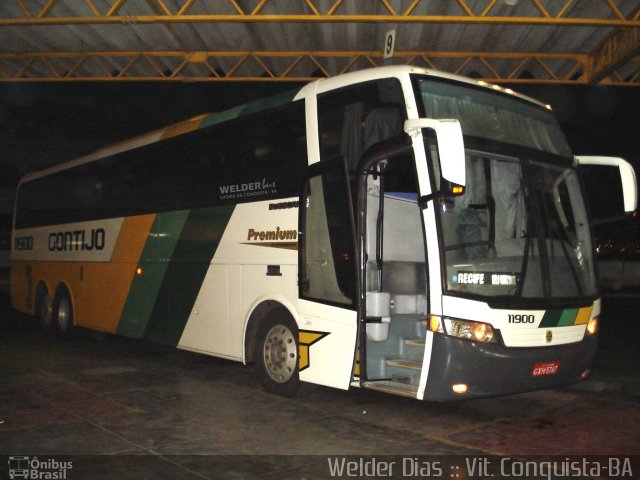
top-left (452, 384), bottom-right (468, 394)
top-left (586, 317), bottom-right (598, 335)
top-left (429, 315), bottom-right (444, 333)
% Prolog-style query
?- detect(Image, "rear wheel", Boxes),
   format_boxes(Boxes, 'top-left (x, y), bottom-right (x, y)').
top-left (255, 310), bottom-right (301, 397)
top-left (53, 286), bottom-right (74, 334)
top-left (36, 285), bottom-right (54, 332)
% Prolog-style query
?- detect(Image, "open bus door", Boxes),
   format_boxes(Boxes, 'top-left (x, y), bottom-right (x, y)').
top-left (297, 156), bottom-right (360, 390)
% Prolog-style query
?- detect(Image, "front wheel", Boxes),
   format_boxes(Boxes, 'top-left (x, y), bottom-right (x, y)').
top-left (255, 310), bottom-right (301, 397)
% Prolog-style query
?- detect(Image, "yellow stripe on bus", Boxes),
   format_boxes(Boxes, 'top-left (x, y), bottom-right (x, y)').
top-left (574, 306), bottom-right (592, 325)
top-left (160, 114), bottom-right (208, 140)
top-left (77, 214), bottom-right (156, 332)
top-left (110, 214), bottom-right (156, 264)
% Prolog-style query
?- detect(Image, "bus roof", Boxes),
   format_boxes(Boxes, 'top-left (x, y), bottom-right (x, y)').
top-left (21, 66), bottom-right (547, 184)
top-left (20, 87), bottom-right (300, 184)
top-left (308, 65), bottom-right (548, 109)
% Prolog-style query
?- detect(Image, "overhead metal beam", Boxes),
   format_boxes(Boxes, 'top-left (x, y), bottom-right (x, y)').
top-left (2, 0), bottom-right (640, 27)
top-left (0, 50), bottom-right (615, 84)
top-left (1, 15), bottom-right (639, 28)
top-left (585, 5), bottom-right (640, 84)
top-left (3, 1), bottom-right (639, 86)
top-left (590, 27), bottom-right (640, 83)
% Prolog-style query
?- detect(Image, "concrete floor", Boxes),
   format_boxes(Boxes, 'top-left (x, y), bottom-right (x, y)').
top-left (0, 292), bottom-right (638, 479)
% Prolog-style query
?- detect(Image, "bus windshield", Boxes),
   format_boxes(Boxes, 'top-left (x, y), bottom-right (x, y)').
top-left (414, 77), bottom-right (598, 302)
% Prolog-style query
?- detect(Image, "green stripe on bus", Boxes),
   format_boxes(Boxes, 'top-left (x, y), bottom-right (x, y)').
top-left (557, 308), bottom-right (579, 326)
top-left (143, 204), bottom-right (235, 346)
top-left (117, 210), bottom-right (190, 338)
top-left (539, 309), bottom-right (581, 328)
top-left (199, 90), bottom-right (298, 129)
top-left (539, 309), bottom-right (563, 328)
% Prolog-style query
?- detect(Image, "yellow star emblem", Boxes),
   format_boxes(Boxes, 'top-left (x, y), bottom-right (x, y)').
top-left (298, 330), bottom-right (330, 371)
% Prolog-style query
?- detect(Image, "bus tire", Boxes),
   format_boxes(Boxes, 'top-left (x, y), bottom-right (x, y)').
top-left (255, 310), bottom-right (301, 397)
top-left (52, 286), bottom-right (74, 335)
top-left (35, 283), bottom-right (54, 333)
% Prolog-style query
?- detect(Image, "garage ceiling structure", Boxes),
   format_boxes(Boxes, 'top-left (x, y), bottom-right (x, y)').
top-left (0, 0), bottom-right (639, 85)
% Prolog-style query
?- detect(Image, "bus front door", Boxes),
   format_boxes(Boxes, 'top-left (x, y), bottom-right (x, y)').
top-left (297, 157), bottom-right (359, 390)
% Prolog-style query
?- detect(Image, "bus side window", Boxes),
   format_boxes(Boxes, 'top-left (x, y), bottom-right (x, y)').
top-left (318, 79), bottom-right (405, 171)
top-left (15, 101), bottom-right (308, 230)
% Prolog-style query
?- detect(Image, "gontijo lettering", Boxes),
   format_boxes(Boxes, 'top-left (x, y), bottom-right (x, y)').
top-left (48, 228), bottom-right (105, 251)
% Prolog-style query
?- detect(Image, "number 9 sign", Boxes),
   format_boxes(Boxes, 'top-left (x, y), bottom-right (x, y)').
top-left (383, 29), bottom-right (396, 59)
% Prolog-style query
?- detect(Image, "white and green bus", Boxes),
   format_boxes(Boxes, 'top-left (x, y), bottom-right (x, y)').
top-left (11, 66), bottom-right (637, 400)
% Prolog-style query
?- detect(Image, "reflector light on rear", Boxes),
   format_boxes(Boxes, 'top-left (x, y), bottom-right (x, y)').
top-left (452, 383), bottom-right (468, 394)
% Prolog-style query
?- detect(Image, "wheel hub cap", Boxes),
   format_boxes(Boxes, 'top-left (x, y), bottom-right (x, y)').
top-left (263, 325), bottom-right (297, 383)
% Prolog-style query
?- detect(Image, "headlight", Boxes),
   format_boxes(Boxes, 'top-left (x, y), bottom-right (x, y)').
top-left (444, 318), bottom-right (497, 343)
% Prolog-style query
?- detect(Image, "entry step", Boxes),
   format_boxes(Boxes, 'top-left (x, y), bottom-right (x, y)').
top-left (386, 358), bottom-right (422, 370)
top-left (363, 380), bottom-right (418, 398)
top-left (405, 338), bottom-right (425, 347)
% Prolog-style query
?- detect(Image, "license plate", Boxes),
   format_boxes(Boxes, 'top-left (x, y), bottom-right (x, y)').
top-left (531, 361), bottom-right (560, 377)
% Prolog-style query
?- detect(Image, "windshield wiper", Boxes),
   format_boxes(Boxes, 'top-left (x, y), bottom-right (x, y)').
top-left (515, 216), bottom-right (533, 299)
top-left (540, 192), bottom-right (585, 297)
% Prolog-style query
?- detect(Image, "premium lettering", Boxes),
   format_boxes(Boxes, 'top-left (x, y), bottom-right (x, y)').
top-left (247, 227), bottom-right (297, 241)
top-left (48, 228), bottom-right (105, 252)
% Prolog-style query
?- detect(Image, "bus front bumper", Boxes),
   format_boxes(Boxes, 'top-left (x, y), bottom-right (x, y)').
top-left (422, 333), bottom-right (598, 401)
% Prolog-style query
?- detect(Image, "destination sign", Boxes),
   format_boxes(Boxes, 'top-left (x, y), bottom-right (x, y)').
top-left (456, 271), bottom-right (519, 286)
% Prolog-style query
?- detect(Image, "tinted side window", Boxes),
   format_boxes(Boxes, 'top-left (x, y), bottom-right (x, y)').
top-left (16, 102), bottom-right (307, 229)
top-left (301, 162), bottom-right (356, 307)
top-left (318, 79), bottom-right (405, 170)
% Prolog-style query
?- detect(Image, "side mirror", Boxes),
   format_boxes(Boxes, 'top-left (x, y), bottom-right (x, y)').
top-left (576, 156), bottom-right (637, 214)
top-left (404, 118), bottom-right (466, 194)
